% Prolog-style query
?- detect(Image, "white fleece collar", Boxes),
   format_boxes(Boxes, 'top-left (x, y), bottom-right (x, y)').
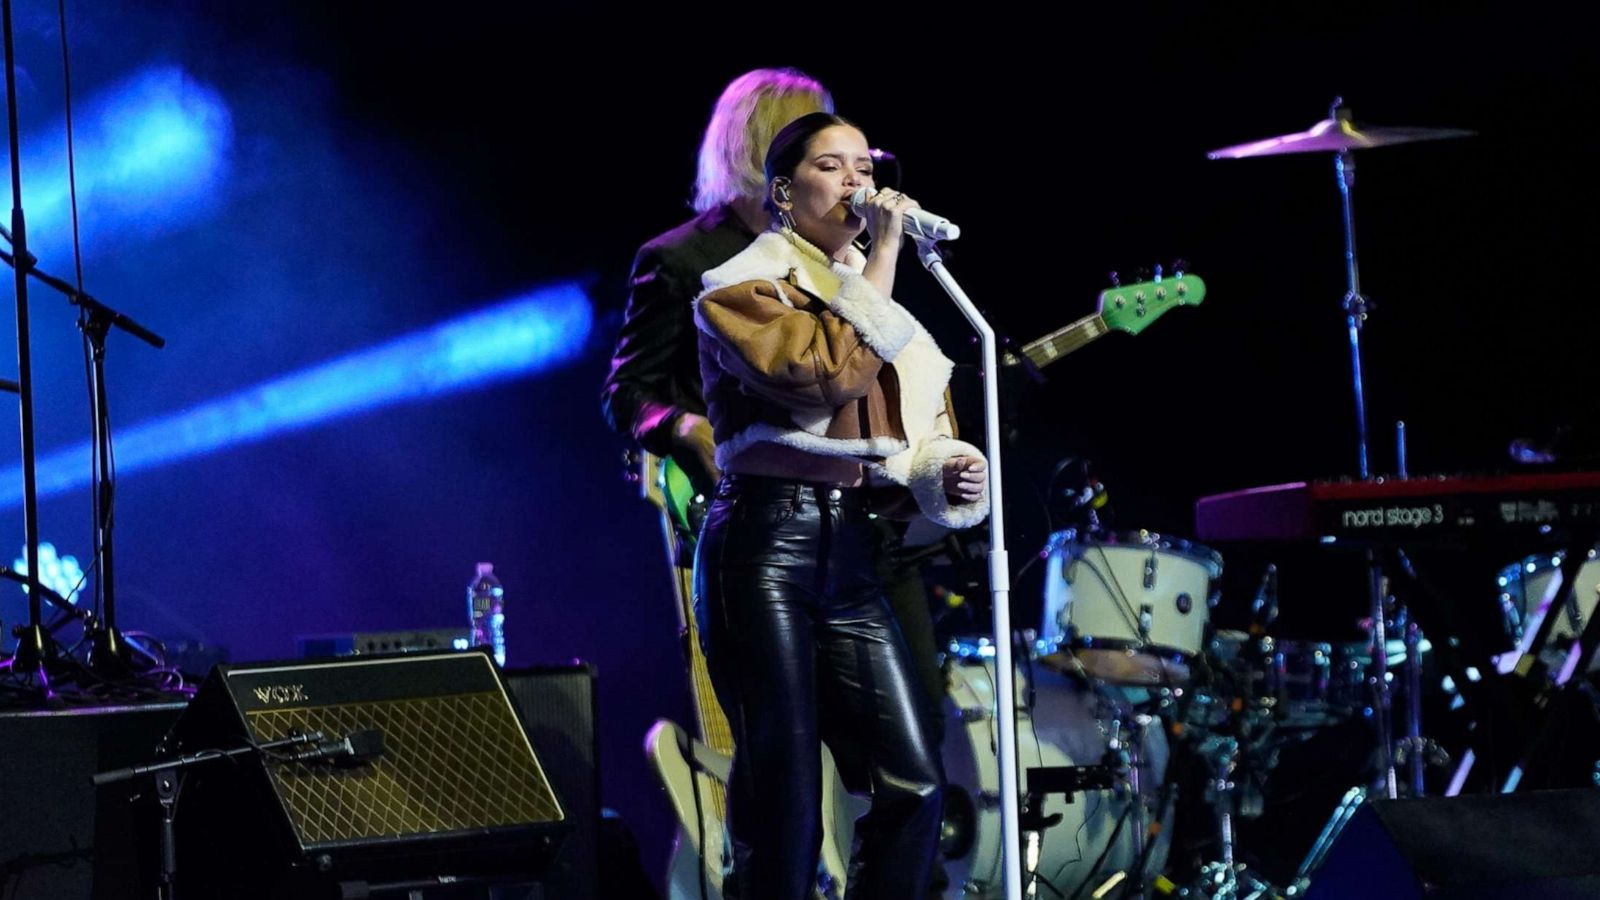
top-left (701, 229), bottom-right (865, 303)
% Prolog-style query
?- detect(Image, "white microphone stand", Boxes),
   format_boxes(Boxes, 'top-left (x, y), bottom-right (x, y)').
top-left (913, 235), bottom-right (1022, 900)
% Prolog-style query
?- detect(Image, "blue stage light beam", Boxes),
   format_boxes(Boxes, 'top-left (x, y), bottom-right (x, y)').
top-left (0, 283), bottom-right (593, 508)
top-left (11, 65), bottom-right (233, 263)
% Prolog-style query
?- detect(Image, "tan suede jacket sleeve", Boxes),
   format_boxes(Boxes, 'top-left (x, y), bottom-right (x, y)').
top-left (696, 279), bottom-right (890, 411)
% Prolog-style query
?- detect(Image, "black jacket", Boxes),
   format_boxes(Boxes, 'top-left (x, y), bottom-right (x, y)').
top-left (601, 205), bottom-right (755, 455)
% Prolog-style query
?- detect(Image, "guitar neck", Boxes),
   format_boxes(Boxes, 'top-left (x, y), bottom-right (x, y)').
top-left (640, 451), bottom-right (737, 756)
top-left (1011, 312), bottom-right (1108, 370)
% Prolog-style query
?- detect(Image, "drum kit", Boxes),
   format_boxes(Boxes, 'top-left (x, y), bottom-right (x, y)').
top-left (934, 103), bottom-right (1484, 900)
top-left (940, 530), bottom-right (1275, 900)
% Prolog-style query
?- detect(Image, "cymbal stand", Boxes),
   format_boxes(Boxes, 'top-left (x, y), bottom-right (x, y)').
top-left (1389, 591), bottom-right (1448, 795)
top-left (1191, 732), bottom-right (1240, 899)
top-left (1328, 99), bottom-right (1374, 483)
top-left (1364, 560), bottom-right (1399, 799)
top-left (1322, 96), bottom-right (1408, 799)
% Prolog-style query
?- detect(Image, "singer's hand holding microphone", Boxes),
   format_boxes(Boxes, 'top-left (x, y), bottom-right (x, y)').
top-left (849, 187), bottom-right (961, 244)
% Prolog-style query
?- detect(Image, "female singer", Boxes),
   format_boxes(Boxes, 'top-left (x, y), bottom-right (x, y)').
top-left (693, 111), bottom-right (988, 900)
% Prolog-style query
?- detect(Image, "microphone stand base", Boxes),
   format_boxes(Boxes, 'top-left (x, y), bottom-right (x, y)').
top-left (6, 624), bottom-right (57, 694)
top-left (86, 625), bottom-right (133, 678)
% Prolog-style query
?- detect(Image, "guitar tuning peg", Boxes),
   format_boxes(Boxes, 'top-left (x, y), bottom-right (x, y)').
top-left (1133, 266), bottom-right (1153, 283)
top-left (1153, 263), bottom-right (1164, 282)
top-left (1108, 270), bottom-right (1121, 288)
top-left (1170, 258), bottom-right (1189, 278)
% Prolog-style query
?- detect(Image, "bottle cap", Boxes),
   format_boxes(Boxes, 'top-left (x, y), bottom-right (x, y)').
top-left (475, 562), bottom-right (494, 576)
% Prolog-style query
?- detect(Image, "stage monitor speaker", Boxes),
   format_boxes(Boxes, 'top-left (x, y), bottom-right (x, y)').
top-left (0, 702), bottom-right (186, 900)
top-left (1304, 789), bottom-right (1600, 899)
top-left (165, 649), bottom-right (566, 898)
top-left (503, 664), bottom-right (599, 900)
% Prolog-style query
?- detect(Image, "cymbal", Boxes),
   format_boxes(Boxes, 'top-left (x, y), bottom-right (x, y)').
top-left (1208, 113), bottom-right (1475, 159)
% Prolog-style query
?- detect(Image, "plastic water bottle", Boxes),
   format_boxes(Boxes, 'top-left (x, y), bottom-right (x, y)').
top-left (468, 562), bottom-right (505, 666)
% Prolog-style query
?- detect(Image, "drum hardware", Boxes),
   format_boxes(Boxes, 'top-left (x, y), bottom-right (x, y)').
top-left (1197, 734), bottom-right (1240, 898)
top-left (1381, 552), bottom-right (1440, 796)
top-left (1185, 607), bottom-right (1443, 898)
top-left (1206, 99), bottom-right (1473, 480)
top-left (1250, 565), bottom-right (1278, 634)
top-left (1018, 793), bottom-right (1063, 900)
top-left (1046, 457), bottom-right (1111, 540)
top-left (1027, 764), bottom-right (1118, 798)
top-left (1393, 613), bottom-right (1451, 776)
top-left (1123, 713), bottom-right (1156, 900)
top-left (1052, 707), bottom-right (1162, 900)
top-left (1015, 767), bottom-right (1118, 900)
top-left (1286, 786), bottom-right (1367, 896)
top-left (1165, 864), bottom-right (1285, 900)
top-left (1209, 102), bottom-right (1474, 798)
top-left (1154, 698), bottom-right (1309, 900)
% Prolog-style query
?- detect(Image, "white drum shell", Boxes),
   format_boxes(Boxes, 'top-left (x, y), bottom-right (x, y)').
top-left (940, 656), bottom-right (1169, 898)
top-left (1042, 535), bottom-right (1220, 684)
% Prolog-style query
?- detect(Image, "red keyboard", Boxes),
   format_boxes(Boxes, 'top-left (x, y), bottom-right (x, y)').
top-left (1195, 472), bottom-right (1600, 543)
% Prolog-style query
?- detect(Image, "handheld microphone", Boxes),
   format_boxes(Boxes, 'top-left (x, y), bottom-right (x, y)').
top-left (849, 188), bottom-right (961, 241)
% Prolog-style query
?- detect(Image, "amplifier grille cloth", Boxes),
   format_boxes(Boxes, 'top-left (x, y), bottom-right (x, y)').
top-left (247, 690), bottom-right (561, 845)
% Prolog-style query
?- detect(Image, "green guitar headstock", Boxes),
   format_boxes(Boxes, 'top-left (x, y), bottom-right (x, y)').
top-left (1097, 271), bottom-right (1206, 335)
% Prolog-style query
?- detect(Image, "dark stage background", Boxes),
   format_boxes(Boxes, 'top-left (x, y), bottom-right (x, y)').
top-left (0, 5), bottom-right (1594, 889)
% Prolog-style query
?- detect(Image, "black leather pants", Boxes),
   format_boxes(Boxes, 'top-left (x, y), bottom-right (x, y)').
top-left (694, 474), bottom-right (945, 900)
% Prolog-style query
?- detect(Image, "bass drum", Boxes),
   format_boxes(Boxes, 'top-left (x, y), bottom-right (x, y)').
top-left (939, 641), bottom-right (1171, 898)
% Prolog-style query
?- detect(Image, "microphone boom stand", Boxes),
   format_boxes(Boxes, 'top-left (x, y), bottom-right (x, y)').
top-left (0, 243), bottom-right (165, 677)
top-left (94, 730), bottom-right (328, 900)
top-left (913, 236), bottom-right (1024, 900)
top-left (1, 0), bottom-right (163, 680)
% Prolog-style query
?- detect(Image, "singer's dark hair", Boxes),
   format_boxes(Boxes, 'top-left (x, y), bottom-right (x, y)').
top-left (762, 112), bottom-right (862, 218)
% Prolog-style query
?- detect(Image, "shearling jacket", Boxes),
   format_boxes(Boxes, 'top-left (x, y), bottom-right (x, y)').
top-left (694, 228), bottom-right (989, 530)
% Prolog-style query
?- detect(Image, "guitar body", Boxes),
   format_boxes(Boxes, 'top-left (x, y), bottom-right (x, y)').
top-left (647, 720), bottom-right (860, 900)
top-left (648, 721), bottom-right (732, 900)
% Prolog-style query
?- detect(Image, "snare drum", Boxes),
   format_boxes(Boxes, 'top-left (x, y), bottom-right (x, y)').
top-left (940, 639), bottom-right (1170, 898)
top-left (1041, 531), bottom-right (1222, 685)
